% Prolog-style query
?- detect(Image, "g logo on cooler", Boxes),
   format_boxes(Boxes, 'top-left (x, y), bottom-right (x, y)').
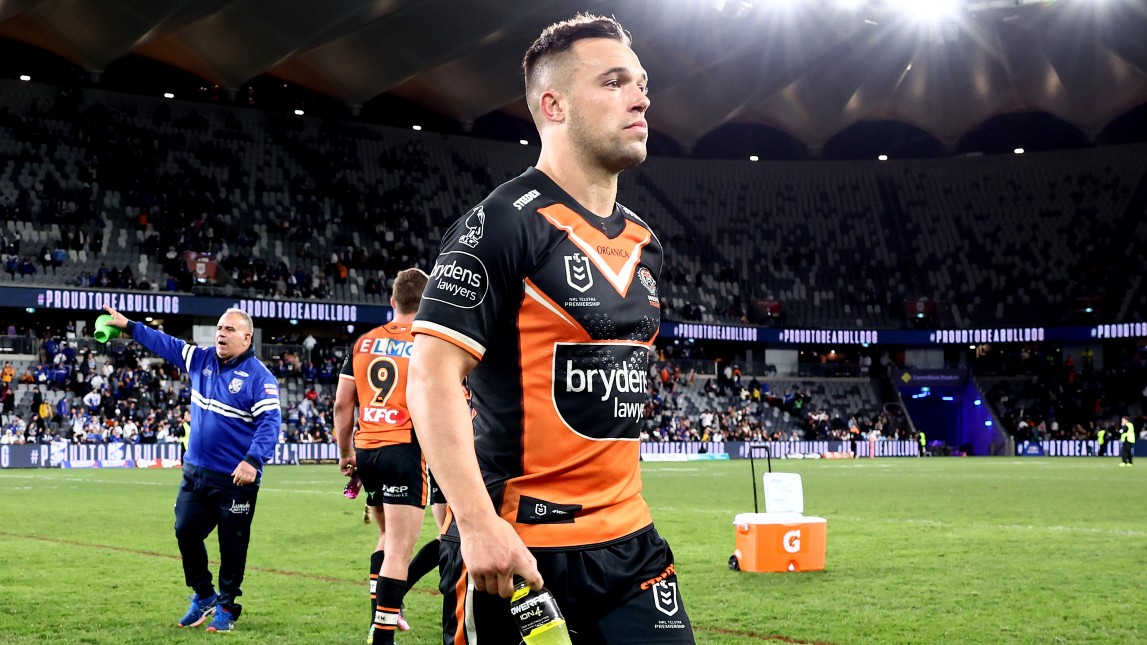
top-left (783, 529), bottom-right (801, 553)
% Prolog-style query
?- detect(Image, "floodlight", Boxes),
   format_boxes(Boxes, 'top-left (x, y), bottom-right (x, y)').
top-left (893, 0), bottom-right (962, 23)
top-left (878, 154), bottom-right (889, 161)
top-left (163, 92), bottom-right (175, 99)
top-left (749, 155), bottom-right (759, 161)
top-left (1013, 147), bottom-right (1024, 154)
top-left (19, 75), bottom-right (31, 81)
top-left (294, 109), bottom-right (304, 116)
top-left (519, 139), bottom-right (529, 145)
top-left (412, 125), bottom-right (422, 131)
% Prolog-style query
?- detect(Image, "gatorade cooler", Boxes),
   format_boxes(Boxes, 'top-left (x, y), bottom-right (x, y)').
top-left (732, 512), bottom-right (826, 572)
top-left (730, 472), bottom-right (827, 573)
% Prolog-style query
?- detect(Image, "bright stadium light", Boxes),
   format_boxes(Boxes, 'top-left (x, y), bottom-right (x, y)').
top-left (893, 0), bottom-right (962, 23)
top-left (19, 75), bottom-right (31, 81)
top-left (412, 125), bottom-right (422, 131)
top-left (749, 155), bottom-right (759, 162)
top-left (163, 92), bottom-right (175, 99)
top-left (294, 109), bottom-right (304, 116)
top-left (878, 154), bottom-right (888, 161)
top-left (519, 139), bottom-right (529, 145)
top-left (1013, 147), bottom-right (1025, 154)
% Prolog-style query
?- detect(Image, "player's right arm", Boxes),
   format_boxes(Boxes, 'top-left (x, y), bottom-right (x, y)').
top-left (101, 305), bottom-right (201, 372)
top-left (408, 334), bottom-right (543, 598)
top-left (334, 352), bottom-right (358, 476)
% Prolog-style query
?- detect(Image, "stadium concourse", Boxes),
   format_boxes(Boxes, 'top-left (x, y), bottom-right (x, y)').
top-left (0, 77), bottom-right (1144, 457)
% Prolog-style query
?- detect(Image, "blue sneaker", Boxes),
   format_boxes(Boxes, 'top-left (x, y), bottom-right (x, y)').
top-left (206, 605), bottom-right (235, 633)
top-left (178, 593), bottom-right (218, 628)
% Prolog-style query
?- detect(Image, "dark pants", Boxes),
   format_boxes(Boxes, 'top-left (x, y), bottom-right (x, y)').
top-left (1099, 440), bottom-right (1108, 457)
top-left (1122, 442), bottom-right (1134, 464)
top-left (174, 464), bottom-right (260, 613)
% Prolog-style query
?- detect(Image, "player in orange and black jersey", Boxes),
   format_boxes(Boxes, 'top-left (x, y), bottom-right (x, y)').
top-left (334, 268), bottom-right (432, 645)
top-left (408, 14), bottom-right (694, 645)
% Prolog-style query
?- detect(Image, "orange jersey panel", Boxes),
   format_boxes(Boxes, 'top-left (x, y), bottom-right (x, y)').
top-left (345, 322), bottom-right (415, 448)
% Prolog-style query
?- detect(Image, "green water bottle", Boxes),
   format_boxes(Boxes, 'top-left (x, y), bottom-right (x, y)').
top-left (510, 576), bottom-right (573, 645)
top-left (93, 314), bottom-right (121, 344)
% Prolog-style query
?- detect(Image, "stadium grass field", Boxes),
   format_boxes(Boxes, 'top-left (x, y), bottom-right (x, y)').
top-left (1, 457), bottom-right (1144, 644)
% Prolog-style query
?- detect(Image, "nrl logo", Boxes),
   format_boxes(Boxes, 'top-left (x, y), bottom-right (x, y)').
top-left (458, 206), bottom-right (485, 248)
top-left (564, 253), bottom-right (593, 293)
top-left (652, 581), bottom-right (679, 617)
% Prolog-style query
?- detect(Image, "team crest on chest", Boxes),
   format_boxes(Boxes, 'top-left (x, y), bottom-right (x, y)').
top-left (228, 378), bottom-right (244, 394)
top-left (638, 266), bottom-right (659, 307)
top-left (564, 253), bottom-right (594, 293)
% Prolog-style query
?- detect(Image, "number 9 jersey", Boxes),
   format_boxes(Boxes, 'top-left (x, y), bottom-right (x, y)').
top-left (413, 167), bottom-right (663, 550)
top-left (339, 322), bottom-right (416, 449)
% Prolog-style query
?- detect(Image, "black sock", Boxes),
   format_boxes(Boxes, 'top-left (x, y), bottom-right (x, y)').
top-left (372, 576), bottom-right (407, 645)
top-left (406, 539), bottom-right (440, 591)
top-left (369, 550), bottom-right (385, 625)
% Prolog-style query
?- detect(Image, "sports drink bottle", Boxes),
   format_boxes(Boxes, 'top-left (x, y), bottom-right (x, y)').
top-left (510, 576), bottom-right (573, 645)
top-left (343, 474), bottom-right (361, 499)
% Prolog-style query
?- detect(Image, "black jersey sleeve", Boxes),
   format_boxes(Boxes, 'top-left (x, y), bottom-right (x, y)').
top-left (413, 199), bottom-right (531, 359)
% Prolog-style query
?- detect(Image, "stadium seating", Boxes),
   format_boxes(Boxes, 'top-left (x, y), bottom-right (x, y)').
top-left (2, 79), bottom-right (1145, 330)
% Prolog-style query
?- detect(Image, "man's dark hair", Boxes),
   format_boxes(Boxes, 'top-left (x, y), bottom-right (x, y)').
top-left (522, 13), bottom-right (632, 92)
top-left (392, 268), bottom-right (429, 314)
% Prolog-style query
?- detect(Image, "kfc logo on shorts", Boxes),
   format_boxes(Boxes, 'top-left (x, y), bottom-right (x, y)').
top-left (652, 581), bottom-right (679, 617)
top-left (564, 253), bottom-right (593, 293)
top-left (457, 206), bottom-right (485, 248)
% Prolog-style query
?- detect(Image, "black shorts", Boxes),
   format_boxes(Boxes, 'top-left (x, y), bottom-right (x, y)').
top-left (428, 469), bottom-right (446, 506)
top-left (355, 442), bottom-right (429, 508)
top-left (439, 526), bottom-right (694, 644)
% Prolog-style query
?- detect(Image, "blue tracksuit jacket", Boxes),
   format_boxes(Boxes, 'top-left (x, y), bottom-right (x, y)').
top-left (127, 321), bottom-right (280, 475)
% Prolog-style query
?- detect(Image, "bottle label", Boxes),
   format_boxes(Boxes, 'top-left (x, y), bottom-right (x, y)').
top-left (510, 588), bottom-right (564, 635)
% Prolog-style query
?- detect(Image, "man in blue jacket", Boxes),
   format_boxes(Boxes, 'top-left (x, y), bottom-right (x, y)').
top-left (101, 306), bottom-right (280, 633)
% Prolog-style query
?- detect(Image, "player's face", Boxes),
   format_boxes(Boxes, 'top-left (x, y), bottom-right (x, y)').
top-left (565, 38), bottom-right (650, 173)
top-left (215, 313), bottom-right (252, 361)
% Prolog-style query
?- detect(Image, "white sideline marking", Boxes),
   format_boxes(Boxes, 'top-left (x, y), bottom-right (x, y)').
top-left (833, 515), bottom-right (1147, 537)
top-left (0, 473), bottom-right (330, 495)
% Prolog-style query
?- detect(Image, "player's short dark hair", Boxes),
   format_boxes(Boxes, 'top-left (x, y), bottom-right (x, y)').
top-left (392, 268), bottom-right (429, 315)
top-left (522, 13), bottom-right (632, 91)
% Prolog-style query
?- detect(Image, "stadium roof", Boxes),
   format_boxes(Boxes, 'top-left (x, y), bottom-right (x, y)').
top-left (2, 0), bottom-right (1146, 152)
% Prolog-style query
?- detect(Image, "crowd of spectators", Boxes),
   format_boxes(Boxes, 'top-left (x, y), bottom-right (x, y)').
top-left (985, 349), bottom-right (1147, 442)
top-left (640, 359), bottom-right (897, 444)
top-left (0, 325), bottom-right (351, 446)
top-left (5, 80), bottom-right (1144, 329)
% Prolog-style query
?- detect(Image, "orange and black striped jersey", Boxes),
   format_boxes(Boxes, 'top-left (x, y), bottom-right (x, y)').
top-left (340, 322), bottom-right (416, 449)
top-left (413, 167), bottom-right (661, 550)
